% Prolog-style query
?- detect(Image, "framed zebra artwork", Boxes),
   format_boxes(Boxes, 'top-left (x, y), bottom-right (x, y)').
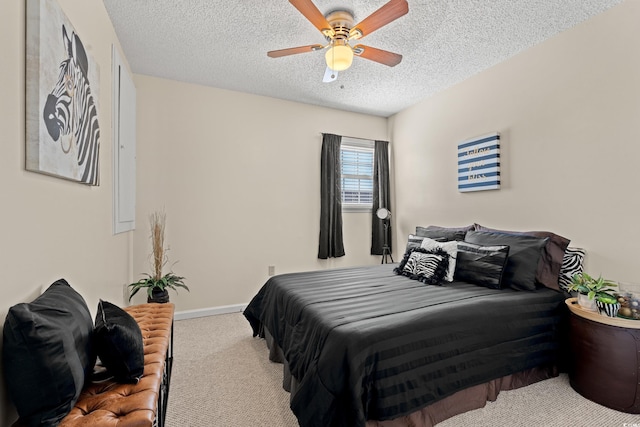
top-left (26, 0), bottom-right (101, 186)
top-left (457, 132), bottom-right (500, 192)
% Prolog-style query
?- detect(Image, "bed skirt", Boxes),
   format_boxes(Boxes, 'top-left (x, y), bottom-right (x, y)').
top-left (262, 327), bottom-right (558, 427)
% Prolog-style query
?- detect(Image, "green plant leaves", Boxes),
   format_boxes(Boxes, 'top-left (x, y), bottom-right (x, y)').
top-left (567, 272), bottom-right (616, 301)
top-left (127, 273), bottom-right (189, 301)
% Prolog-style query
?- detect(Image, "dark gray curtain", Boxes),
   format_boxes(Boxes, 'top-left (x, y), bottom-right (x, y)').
top-left (318, 133), bottom-right (345, 259)
top-left (371, 140), bottom-right (391, 255)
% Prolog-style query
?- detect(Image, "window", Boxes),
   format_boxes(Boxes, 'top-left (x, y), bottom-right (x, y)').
top-left (341, 137), bottom-right (374, 212)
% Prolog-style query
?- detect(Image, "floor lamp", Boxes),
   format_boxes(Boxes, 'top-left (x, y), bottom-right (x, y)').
top-left (376, 208), bottom-right (393, 264)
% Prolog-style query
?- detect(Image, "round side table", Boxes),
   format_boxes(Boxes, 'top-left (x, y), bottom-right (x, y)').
top-left (565, 297), bottom-right (640, 414)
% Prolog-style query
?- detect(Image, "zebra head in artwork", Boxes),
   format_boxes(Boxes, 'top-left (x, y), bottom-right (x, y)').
top-left (43, 25), bottom-right (100, 185)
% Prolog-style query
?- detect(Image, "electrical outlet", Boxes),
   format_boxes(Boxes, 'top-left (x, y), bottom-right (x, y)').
top-left (268, 265), bottom-right (275, 276)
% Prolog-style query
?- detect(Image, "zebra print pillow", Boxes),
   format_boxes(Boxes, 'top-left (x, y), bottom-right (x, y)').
top-left (394, 247), bottom-right (450, 285)
top-left (558, 247), bottom-right (586, 292)
top-left (420, 238), bottom-right (458, 282)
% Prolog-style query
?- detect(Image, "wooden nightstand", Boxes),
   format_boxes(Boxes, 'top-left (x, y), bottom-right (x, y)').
top-left (565, 298), bottom-right (640, 413)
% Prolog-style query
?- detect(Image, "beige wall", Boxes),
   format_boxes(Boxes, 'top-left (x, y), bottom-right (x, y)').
top-left (132, 76), bottom-right (389, 310)
top-left (0, 0), bottom-right (386, 419)
top-left (390, 1), bottom-right (640, 282)
top-left (0, 0), bottom-right (132, 423)
top-left (1, 0), bottom-right (637, 423)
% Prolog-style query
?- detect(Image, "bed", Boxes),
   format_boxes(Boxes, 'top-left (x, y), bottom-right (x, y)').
top-left (243, 226), bottom-right (572, 427)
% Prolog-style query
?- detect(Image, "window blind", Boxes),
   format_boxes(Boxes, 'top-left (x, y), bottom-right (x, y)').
top-left (340, 138), bottom-right (374, 210)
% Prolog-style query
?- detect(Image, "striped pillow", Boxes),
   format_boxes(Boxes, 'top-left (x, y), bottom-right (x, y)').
top-left (558, 247), bottom-right (586, 292)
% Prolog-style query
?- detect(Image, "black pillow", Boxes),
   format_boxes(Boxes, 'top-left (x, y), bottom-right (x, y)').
top-left (455, 241), bottom-right (510, 289)
top-left (415, 226), bottom-right (468, 241)
top-left (474, 224), bottom-right (570, 291)
top-left (464, 230), bottom-right (548, 291)
top-left (94, 300), bottom-right (144, 384)
top-left (404, 234), bottom-right (447, 253)
top-left (405, 234), bottom-right (426, 252)
top-left (2, 279), bottom-right (95, 426)
top-left (394, 247), bottom-right (450, 285)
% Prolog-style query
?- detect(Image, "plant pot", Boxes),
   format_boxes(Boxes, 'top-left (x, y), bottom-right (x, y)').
top-left (596, 300), bottom-right (620, 317)
top-left (148, 288), bottom-right (170, 304)
top-left (577, 293), bottom-right (597, 312)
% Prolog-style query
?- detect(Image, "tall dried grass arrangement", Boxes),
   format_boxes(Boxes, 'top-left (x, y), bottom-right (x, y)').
top-left (128, 210), bottom-right (189, 302)
top-left (150, 211), bottom-right (167, 280)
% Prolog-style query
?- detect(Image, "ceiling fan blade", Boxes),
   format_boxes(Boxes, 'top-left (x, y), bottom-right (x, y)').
top-left (353, 45), bottom-right (402, 67)
top-left (350, 0), bottom-right (409, 39)
top-left (323, 66), bottom-right (338, 83)
top-left (289, 0), bottom-right (334, 36)
top-left (267, 44), bottom-right (324, 58)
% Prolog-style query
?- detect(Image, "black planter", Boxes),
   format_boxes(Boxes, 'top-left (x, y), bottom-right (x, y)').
top-left (148, 288), bottom-right (170, 304)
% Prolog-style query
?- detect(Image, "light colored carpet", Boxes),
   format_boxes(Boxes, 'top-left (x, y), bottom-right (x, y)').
top-left (166, 312), bottom-right (640, 427)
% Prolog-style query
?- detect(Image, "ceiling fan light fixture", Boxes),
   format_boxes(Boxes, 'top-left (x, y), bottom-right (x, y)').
top-left (325, 44), bottom-right (353, 71)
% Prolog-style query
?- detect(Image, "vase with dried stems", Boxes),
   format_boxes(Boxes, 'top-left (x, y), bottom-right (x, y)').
top-left (128, 211), bottom-right (189, 303)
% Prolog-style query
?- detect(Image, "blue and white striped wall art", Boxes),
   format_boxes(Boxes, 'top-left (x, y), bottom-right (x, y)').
top-left (457, 133), bottom-right (500, 192)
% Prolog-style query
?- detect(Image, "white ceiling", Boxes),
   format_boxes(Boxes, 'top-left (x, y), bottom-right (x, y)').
top-left (102, 0), bottom-right (623, 117)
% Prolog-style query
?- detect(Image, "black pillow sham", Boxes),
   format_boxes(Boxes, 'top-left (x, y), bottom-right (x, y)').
top-left (415, 224), bottom-right (475, 241)
top-left (405, 234), bottom-right (426, 252)
top-left (464, 230), bottom-right (548, 291)
top-left (474, 224), bottom-right (570, 291)
top-left (455, 241), bottom-right (510, 289)
top-left (94, 300), bottom-right (144, 384)
top-left (2, 279), bottom-right (96, 426)
top-left (405, 234), bottom-right (446, 253)
top-left (394, 247), bottom-right (450, 285)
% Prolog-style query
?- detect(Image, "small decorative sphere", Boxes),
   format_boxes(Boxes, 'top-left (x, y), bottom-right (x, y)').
top-left (619, 307), bottom-right (632, 318)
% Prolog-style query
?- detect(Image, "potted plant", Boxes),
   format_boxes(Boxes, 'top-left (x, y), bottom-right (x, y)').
top-left (567, 272), bottom-right (616, 314)
top-left (128, 211), bottom-right (189, 303)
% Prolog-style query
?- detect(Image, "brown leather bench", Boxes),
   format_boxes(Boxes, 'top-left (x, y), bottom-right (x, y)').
top-left (58, 303), bottom-right (175, 427)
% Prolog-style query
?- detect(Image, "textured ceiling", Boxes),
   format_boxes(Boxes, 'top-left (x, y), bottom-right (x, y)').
top-left (102, 0), bottom-right (623, 117)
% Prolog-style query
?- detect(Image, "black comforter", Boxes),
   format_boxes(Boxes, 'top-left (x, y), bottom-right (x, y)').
top-left (243, 264), bottom-right (567, 427)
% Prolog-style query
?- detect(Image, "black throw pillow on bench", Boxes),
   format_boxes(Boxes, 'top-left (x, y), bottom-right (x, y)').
top-left (94, 300), bottom-right (144, 384)
top-left (2, 279), bottom-right (95, 427)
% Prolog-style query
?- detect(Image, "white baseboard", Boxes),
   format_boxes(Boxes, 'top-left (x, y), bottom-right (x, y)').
top-left (174, 303), bottom-right (247, 321)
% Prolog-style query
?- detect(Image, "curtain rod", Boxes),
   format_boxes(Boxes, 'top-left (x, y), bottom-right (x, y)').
top-left (320, 133), bottom-right (378, 141)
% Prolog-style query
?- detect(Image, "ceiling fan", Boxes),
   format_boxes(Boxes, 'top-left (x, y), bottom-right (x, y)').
top-left (268, 0), bottom-right (409, 82)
